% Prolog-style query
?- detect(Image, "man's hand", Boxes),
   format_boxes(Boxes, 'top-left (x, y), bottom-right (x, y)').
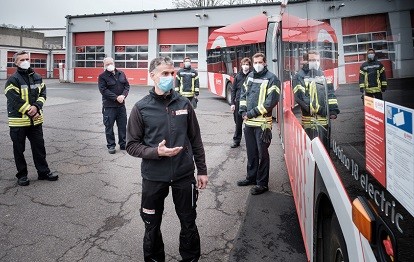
top-left (230, 105), bottom-right (235, 112)
top-left (243, 115), bottom-right (248, 121)
top-left (330, 114), bottom-right (337, 119)
top-left (27, 105), bottom-right (38, 117)
top-left (157, 139), bottom-right (183, 157)
top-left (33, 113), bottom-right (40, 120)
top-left (197, 175), bottom-right (208, 189)
top-left (116, 95), bottom-right (125, 103)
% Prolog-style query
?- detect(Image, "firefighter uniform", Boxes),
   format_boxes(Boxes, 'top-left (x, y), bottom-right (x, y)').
top-left (239, 67), bottom-right (280, 188)
top-left (4, 67), bottom-right (51, 179)
top-left (175, 66), bottom-right (199, 107)
top-left (359, 59), bottom-right (387, 100)
top-left (293, 68), bottom-right (340, 148)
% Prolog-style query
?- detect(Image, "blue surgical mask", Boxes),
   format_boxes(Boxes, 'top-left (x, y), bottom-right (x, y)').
top-left (158, 76), bottom-right (174, 93)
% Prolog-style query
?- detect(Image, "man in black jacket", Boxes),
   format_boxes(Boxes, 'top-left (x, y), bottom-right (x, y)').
top-left (98, 57), bottom-right (130, 154)
top-left (230, 57), bottom-right (251, 148)
top-left (175, 57), bottom-right (199, 108)
top-left (126, 56), bottom-right (208, 262)
top-left (359, 48), bottom-right (387, 100)
top-left (4, 51), bottom-right (58, 186)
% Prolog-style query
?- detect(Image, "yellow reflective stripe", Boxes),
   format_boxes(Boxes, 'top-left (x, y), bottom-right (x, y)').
top-left (267, 85), bottom-right (279, 95)
top-left (366, 87), bottom-right (381, 93)
top-left (258, 104), bottom-right (267, 114)
top-left (194, 88), bottom-right (200, 92)
top-left (309, 81), bottom-right (319, 114)
top-left (379, 67), bottom-right (385, 74)
top-left (328, 99), bottom-right (338, 104)
top-left (364, 72), bottom-right (368, 88)
top-left (293, 85), bottom-right (305, 94)
top-left (245, 116), bottom-right (272, 126)
top-left (381, 81), bottom-right (387, 86)
top-left (359, 83), bottom-right (365, 88)
top-left (194, 76), bottom-right (199, 80)
top-left (37, 97), bottom-right (46, 104)
top-left (181, 91), bottom-right (194, 96)
top-left (191, 78), bottom-right (195, 92)
top-left (377, 70), bottom-right (381, 88)
top-left (18, 103), bottom-right (30, 113)
top-left (359, 70), bottom-right (365, 75)
top-left (240, 101), bottom-right (247, 106)
top-left (5, 84), bottom-right (20, 94)
top-left (174, 87), bottom-right (179, 91)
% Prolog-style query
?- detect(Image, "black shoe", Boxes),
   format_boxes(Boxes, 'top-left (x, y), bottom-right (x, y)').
top-left (230, 142), bottom-right (240, 148)
top-left (237, 179), bottom-right (256, 186)
top-left (38, 172), bottom-right (59, 181)
top-left (108, 147), bottom-right (116, 154)
top-left (17, 176), bottom-right (30, 186)
top-left (250, 185), bottom-right (269, 195)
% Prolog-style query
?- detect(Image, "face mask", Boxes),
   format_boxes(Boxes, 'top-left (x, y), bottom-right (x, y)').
top-left (106, 64), bottom-right (115, 72)
top-left (19, 60), bottom-right (30, 70)
top-left (158, 76), bottom-right (174, 93)
top-left (253, 64), bottom-right (264, 73)
top-left (184, 62), bottom-right (191, 68)
top-left (367, 54), bottom-right (375, 61)
top-left (309, 61), bottom-right (320, 70)
top-left (241, 65), bottom-right (250, 72)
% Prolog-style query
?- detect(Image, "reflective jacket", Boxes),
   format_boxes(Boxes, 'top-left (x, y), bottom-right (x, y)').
top-left (126, 88), bottom-right (207, 182)
top-left (292, 68), bottom-right (340, 128)
top-left (4, 67), bottom-right (46, 127)
top-left (359, 60), bottom-right (387, 94)
top-left (175, 67), bottom-right (199, 98)
top-left (98, 69), bottom-right (130, 107)
top-left (231, 70), bottom-right (250, 105)
top-left (239, 67), bottom-right (280, 127)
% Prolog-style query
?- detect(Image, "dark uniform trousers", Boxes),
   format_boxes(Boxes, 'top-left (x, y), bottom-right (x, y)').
top-left (141, 175), bottom-right (200, 262)
top-left (232, 102), bottom-right (243, 144)
top-left (365, 92), bottom-right (383, 100)
top-left (102, 106), bottom-right (127, 149)
top-left (244, 126), bottom-right (271, 186)
top-left (10, 125), bottom-right (50, 178)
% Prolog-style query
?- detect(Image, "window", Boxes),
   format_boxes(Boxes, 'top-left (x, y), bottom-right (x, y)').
top-left (74, 45), bottom-right (105, 68)
top-left (31, 59), bottom-right (47, 68)
top-left (114, 45), bottom-right (148, 69)
top-left (343, 31), bottom-right (392, 64)
top-left (159, 44), bottom-right (198, 68)
top-left (54, 59), bottom-right (65, 68)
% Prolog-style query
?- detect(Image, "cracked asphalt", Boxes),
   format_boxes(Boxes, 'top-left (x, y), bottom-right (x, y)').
top-left (0, 79), bottom-right (306, 261)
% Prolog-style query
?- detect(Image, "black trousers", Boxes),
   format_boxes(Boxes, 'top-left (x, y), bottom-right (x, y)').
top-left (9, 125), bottom-right (50, 178)
top-left (244, 126), bottom-right (271, 187)
top-left (140, 176), bottom-right (200, 262)
top-left (232, 102), bottom-right (243, 144)
top-left (102, 106), bottom-right (127, 149)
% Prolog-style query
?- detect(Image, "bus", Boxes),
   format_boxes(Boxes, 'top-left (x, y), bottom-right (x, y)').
top-left (207, 1), bottom-right (414, 261)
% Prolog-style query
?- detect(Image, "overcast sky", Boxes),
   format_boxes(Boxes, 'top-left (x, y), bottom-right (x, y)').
top-left (0, 0), bottom-right (174, 28)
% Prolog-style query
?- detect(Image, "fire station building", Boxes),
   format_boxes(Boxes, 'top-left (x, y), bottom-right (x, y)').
top-left (1, 0), bottom-right (413, 86)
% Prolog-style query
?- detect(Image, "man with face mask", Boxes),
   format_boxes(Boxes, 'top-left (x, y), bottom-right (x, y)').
top-left (126, 56), bottom-right (208, 262)
top-left (175, 57), bottom-right (200, 108)
top-left (292, 50), bottom-right (340, 149)
top-left (230, 57), bottom-right (252, 148)
top-left (98, 57), bottom-right (130, 154)
top-left (237, 53), bottom-right (280, 195)
top-left (359, 48), bottom-right (387, 100)
top-left (4, 51), bottom-right (58, 186)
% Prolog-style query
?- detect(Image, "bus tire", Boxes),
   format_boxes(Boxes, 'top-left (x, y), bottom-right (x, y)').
top-left (226, 82), bottom-right (232, 105)
top-left (323, 213), bottom-right (349, 262)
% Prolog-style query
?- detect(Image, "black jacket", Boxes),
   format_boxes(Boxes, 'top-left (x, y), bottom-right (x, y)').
top-left (126, 88), bottom-right (207, 182)
top-left (231, 70), bottom-right (250, 105)
top-left (98, 69), bottom-right (130, 107)
top-left (175, 67), bottom-right (200, 98)
top-left (239, 67), bottom-right (280, 127)
top-left (359, 59), bottom-right (387, 94)
top-left (4, 67), bottom-right (46, 127)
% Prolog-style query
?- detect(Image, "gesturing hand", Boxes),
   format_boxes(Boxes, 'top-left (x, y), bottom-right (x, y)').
top-left (157, 140), bottom-right (183, 157)
top-left (117, 95), bottom-right (125, 103)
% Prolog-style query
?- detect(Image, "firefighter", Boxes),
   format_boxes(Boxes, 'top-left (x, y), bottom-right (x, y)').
top-left (359, 48), bottom-right (387, 100)
top-left (292, 50), bottom-right (340, 148)
top-left (175, 57), bottom-right (199, 108)
top-left (237, 53), bottom-right (280, 195)
top-left (4, 51), bottom-right (58, 186)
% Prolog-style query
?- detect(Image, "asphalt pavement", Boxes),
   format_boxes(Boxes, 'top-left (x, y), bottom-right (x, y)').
top-left (0, 79), bottom-right (306, 261)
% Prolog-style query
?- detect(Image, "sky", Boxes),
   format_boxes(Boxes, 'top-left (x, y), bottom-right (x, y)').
top-left (0, 0), bottom-right (174, 28)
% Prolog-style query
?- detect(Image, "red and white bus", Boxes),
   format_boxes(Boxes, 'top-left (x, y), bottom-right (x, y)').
top-left (207, 2), bottom-right (414, 261)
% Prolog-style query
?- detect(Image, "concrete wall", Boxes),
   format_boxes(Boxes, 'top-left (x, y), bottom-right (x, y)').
top-left (0, 27), bottom-right (44, 48)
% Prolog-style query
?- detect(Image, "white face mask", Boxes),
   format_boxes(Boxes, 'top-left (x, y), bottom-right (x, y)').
top-left (241, 65), bottom-right (250, 72)
top-left (106, 64), bottom-right (115, 72)
top-left (184, 62), bottom-right (191, 68)
top-left (19, 60), bottom-right (30, 70)
top-left (309, 61), bottom-right (320, 70)
top-left (253, 64), bottom-right (264, 73)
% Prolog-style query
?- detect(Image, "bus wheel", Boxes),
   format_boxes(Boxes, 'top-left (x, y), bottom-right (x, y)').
top-left (226, 82), bottom-right (232, 105)
top-left (324, 213), bottom-right (349, 262)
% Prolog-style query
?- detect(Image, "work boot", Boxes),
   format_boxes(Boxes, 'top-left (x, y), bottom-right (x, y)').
top-left (17, 176), bottom-right (30, 186)
top-left (237, 179), bottom-right (256, 186)
top-left (38, 172), bottom-right (59, 181)
top-left (230, 142), bottom-right (240, 148)
top-left (108, 147), bottom-right (116, 154)
top-left (250, 185), bottom-right (269, 195)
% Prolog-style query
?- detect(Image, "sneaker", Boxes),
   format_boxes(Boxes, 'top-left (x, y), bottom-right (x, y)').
top-left (250, 185), bottom-right (269, 195)
top-left (108, 147), bottom-right (116, 154)
top-left (237, 179), bottom-right (256, 186)
top-left (17, 176), bottom-right (30, 186)
top-left (230, 142), bottom-right (240, 148)
top-left (38, 172), bottom-right (59, 181)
